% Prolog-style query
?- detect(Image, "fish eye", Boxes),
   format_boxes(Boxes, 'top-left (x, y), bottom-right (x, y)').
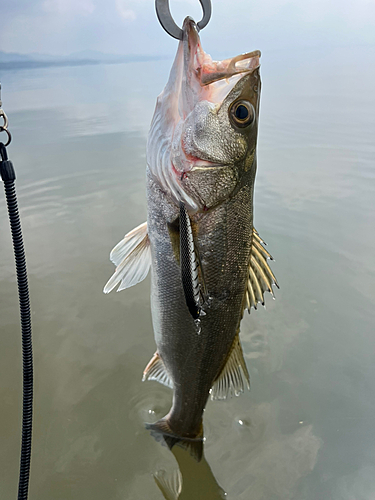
top-left (230, 100), bottom-right (255, 128)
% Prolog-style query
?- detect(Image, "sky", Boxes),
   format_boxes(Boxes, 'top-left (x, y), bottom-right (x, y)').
top-left (0, 0), bottom-right (374, 57)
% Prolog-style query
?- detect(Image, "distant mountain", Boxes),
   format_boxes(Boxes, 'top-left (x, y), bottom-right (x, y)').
top-left (25, 52), bottom-right (61, 62)
top-left (65, 50), bottom-right (122, 62)
top-left (0, 50), bottom-right (166, 71)
top-left (64, 50), bottom-right (164, 63)
top-left (0, 51), bottom-right (34, 63)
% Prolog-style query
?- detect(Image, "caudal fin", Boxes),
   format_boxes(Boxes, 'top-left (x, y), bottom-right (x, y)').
top-left (146, 418), bottom-right (203, 462)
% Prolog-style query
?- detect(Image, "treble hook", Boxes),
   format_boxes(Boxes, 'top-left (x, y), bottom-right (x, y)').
top-left (155, 0), bottom-right (212, 40)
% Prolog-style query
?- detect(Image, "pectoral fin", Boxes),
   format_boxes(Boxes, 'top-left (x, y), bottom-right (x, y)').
top-left (211, 334), bottom-right (250, 400)
top-left (103, 221), bottom-right (151, 293)
top-left (245, 228), bottom-right (279, 312)
top-left (142, 352), bottom-right (173, 389)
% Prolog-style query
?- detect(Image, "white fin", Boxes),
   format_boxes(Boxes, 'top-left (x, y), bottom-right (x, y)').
top-left (154, 469), bottom-right (182, 500)
top-left (103, 222), bottom-right (151, 294)
top-left (211, 334), bottom-right (250, 400)
top-left (142, 352), bottom-right (173, 389)
top-left (245, 228), bottom-right (279, 312)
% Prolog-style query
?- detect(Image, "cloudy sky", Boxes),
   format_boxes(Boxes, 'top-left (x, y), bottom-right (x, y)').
top-left (1, 0), bottom-right (374, 57)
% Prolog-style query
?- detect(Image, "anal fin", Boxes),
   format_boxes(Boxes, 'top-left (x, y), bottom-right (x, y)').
top-left (211, 334), bottom-right (250, 401)
top-left (142, 352), bottom-right (173, 389)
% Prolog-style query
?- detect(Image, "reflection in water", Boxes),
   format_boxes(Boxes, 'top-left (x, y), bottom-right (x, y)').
top-left (154, 446), bottom-right (226, 500)
top-left (150, 398), bottom-right (322, 499)
top-left (202, 401), bottom-right (322, 499)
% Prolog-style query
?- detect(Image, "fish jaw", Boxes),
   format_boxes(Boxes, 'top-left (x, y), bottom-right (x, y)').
top-left (179, 17), bottom-right (260, 113)
top-left (147, 17), bottom-right (261, 211)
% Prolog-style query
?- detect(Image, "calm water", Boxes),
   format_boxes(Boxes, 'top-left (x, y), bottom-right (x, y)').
top-left (1, 45), bottom-right (375, 499)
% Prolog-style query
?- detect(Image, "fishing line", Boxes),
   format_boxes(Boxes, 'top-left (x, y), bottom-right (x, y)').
top-left (0, 85), bottom-right (33, 500)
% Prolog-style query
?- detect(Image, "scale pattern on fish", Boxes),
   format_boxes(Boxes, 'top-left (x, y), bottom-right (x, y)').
top-left (104, 17), bottom-right (278, 460)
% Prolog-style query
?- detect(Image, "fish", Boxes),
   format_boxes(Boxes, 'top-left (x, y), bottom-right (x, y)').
top-left (104, 16), bottom-right (278, 461)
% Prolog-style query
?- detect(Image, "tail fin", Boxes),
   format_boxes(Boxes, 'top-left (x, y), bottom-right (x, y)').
top-left (146, 418), bottom-right (203, 462)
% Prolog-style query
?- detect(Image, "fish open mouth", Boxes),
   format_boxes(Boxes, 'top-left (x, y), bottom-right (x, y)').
top-left (198, 49), bottom-right (261, 104)
top-left (182, 17), bottom-right (260, 105)
top-left (196, 48), bottom-right (261, 86)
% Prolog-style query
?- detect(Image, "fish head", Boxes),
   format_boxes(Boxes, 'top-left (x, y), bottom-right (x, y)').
top-left (147, 17), bottom-right (261, 210)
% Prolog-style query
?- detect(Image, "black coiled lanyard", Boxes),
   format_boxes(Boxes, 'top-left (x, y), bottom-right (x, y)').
top-left (1, 90), bottom-right (33, 500)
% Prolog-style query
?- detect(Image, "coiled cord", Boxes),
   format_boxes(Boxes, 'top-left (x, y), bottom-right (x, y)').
top-left (0, 142), bottom-right (33, 500)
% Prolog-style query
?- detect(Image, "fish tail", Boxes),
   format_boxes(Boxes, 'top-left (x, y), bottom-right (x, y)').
top-left (146, 418), bottom-right (203, 462)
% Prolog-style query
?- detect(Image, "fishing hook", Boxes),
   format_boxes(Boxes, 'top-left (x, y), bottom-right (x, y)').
top-left (155, 0), bottom-right (211, 40)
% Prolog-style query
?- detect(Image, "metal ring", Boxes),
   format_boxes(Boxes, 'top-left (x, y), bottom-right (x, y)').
top-left (0, 127), bottom-right (12, 147)
top-left (0, 110), bottom-right (9, 130)
top-left (155, 0), bottom-right (211, 40)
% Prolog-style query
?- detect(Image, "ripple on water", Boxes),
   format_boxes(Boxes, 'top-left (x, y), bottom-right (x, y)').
top-left (128, 384), bottom-right (171, 424)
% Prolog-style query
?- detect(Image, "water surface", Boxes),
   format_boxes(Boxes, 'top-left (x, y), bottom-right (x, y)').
top-left (1, 46), bottom-right (375, 499)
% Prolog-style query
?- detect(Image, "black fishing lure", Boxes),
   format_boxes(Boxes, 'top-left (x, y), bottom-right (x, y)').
top-left (179, 203), bottom-right (205, 326)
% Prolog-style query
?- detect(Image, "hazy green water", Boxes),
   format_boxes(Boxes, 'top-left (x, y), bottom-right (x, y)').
top-left (1, 46), bottom-right (375, 499)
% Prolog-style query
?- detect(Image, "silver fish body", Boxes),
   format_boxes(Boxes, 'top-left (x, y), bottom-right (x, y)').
top-left (104, 17), bottom-right (277, 460)
top-left (147, 167), bottom-right (255, 438)
top-left (146, 18), bottom-right (261, 455)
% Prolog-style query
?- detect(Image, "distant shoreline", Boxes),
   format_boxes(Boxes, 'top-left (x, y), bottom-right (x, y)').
top-left (0, 55), bottom-right (167, 72)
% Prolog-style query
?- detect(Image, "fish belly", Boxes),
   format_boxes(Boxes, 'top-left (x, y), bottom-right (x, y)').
top-left (146, 168), bottom-right (254, 437)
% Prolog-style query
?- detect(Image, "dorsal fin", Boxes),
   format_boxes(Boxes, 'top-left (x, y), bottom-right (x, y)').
top-left (211, 334), bottom-right (250, 400)
top-left (244, 228), bottom-right (279, 313)
top-left (103, 221), bottom-right (151, 293)
top-left (142, 352), bottom-right (173, 389)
